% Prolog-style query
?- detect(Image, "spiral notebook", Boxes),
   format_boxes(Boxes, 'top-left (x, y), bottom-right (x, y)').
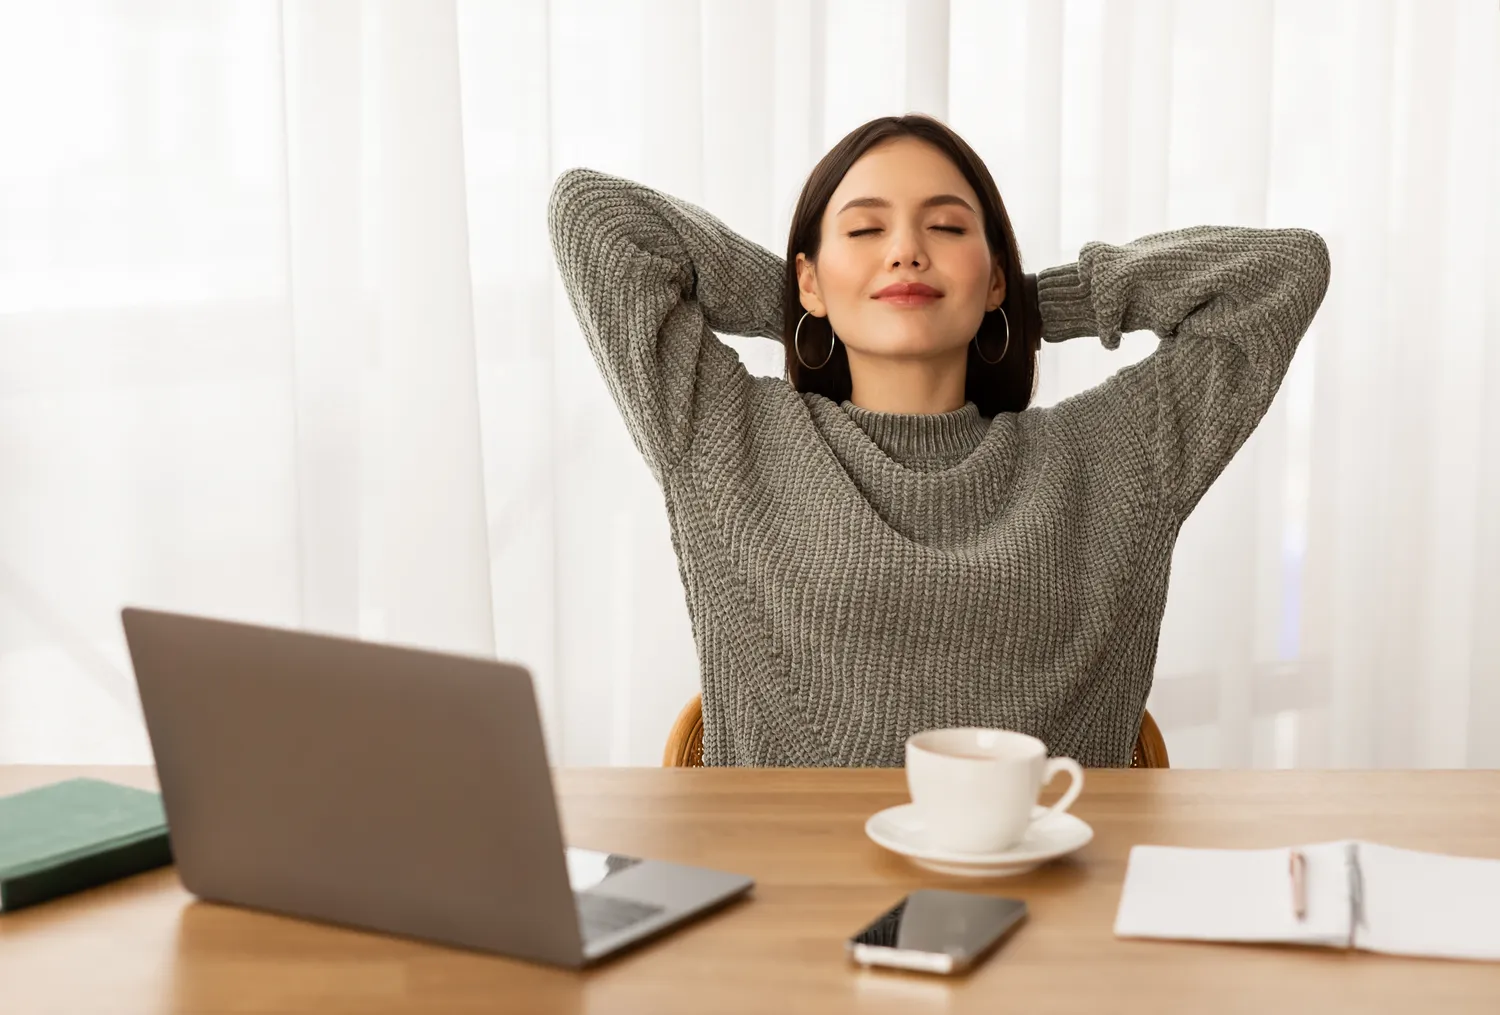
top-left (1114, 840), bottom-right (1500, 962)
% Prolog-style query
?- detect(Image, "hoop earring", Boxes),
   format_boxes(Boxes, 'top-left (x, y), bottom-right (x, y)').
top-left (794, 311), bottom-right (837, 370)
top-left (973, 307), bottom-right (1011, 366)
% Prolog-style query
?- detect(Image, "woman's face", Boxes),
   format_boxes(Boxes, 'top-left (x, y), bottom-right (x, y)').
top-left (795, 137), bottom-right (1004, 363)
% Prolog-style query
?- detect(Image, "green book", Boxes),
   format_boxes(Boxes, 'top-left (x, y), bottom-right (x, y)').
top-left (0, 777), bottom-right (173, 912)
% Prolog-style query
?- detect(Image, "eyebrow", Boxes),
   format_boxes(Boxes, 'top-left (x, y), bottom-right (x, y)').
top-left (836, 194), bottom-right (976, 215)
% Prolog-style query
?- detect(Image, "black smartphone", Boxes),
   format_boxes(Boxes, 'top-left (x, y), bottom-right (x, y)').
top-left (846, 889), bottom-right (1028, 974)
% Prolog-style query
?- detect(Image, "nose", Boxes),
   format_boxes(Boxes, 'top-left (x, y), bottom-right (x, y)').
top-left (886, 225), bottom-right (927, 268)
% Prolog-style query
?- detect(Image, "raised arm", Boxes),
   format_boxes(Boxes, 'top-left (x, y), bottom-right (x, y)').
top-left (546, 168), bottom-right (785, 480)
top-left (1035, 225), bottom-right (1332, 519)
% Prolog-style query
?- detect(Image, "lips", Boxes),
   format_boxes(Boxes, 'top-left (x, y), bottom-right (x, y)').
top-left (874, 282), bottom-right (943, 299)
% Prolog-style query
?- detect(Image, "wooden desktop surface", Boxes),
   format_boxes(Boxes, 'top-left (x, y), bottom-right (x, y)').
top-left (2, 766), bottom-right (1499, 1014)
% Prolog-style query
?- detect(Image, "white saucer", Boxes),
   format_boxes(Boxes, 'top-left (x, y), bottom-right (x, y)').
top-left (865, 804), bottom-right (1094, 877)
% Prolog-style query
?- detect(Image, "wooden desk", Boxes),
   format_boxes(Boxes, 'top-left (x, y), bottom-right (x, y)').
top-left (2, 767), bottom-right (1499, 1014)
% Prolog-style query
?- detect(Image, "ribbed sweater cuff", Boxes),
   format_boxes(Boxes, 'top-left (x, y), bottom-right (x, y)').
top-left (1036, 261), bottom-right (1109, 347)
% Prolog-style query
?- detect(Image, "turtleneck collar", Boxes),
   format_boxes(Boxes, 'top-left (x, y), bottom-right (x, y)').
top-left (840, 399), bottom-right (992, 467)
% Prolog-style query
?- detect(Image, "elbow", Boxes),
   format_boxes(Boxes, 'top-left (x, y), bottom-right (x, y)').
top-left (1260, 228), bottom-right (1331, 326)
top-left (546, 167), bottom-right (587, 247)
top-left (549, 166), bottom-right (596, 206)
top-left (547, 167), bottom-right (612, 248)
top-left (1286, 227), bottom-right (1332, 307)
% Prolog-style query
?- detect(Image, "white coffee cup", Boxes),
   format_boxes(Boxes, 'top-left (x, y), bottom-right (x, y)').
top-left (904, 728), bottom-right (1084, 854)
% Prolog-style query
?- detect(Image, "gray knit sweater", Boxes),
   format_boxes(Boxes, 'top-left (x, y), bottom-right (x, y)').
top-left (547, 168), bottom-right (1331, 768)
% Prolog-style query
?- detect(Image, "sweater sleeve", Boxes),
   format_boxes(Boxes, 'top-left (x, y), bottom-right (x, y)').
top-left (1035, 225), bottom-right (1332, 519)
top-left (546, 167), bottom-right (785, 479)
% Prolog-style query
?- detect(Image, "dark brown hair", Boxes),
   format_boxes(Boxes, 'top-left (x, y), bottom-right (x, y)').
top-left (782, 114), bottom-right (1040, 417)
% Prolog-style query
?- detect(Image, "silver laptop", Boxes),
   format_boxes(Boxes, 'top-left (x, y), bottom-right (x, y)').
top-left (120, 607), bottom-right (752, 968)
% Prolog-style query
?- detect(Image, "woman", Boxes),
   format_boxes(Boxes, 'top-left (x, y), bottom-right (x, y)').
top-left (547, 114), bottom-right (1330, 768)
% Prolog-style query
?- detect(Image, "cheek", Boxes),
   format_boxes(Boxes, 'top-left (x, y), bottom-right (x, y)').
top-left (947, 247), bottom-right (996, 296)
top-left (813, 252), bottom-right (871, 307)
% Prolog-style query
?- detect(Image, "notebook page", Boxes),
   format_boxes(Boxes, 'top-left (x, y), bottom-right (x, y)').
top-left (1355, 842), bottom-right (1500, 961)
top-left (1115, 842), bottom-right (1351, 947)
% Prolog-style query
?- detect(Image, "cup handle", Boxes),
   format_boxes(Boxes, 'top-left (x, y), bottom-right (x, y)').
top-left (1036, 757), bottom-right (1084, 822)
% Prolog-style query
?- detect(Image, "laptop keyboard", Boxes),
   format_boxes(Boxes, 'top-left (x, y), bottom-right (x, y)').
top-left (575, 892), bottom-right (664, 941)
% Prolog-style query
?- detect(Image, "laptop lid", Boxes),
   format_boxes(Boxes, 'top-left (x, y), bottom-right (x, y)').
top-left (121, 607), bottom-right (586, 966)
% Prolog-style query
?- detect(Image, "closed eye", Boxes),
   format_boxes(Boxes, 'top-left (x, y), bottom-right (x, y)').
top-left (848, 226), bottom-right (966, 237)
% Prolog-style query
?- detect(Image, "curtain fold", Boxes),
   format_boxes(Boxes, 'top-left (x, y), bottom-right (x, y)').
top-left (0, 0), bottom-right (1494, 768)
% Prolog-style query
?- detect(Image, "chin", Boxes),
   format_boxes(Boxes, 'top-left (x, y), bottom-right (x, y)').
top-left (853, 336), bottom-right (968, 360)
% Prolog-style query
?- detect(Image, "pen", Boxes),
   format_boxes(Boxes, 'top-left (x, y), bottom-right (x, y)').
top-left (1289, 848), bottom-right (1307, 921)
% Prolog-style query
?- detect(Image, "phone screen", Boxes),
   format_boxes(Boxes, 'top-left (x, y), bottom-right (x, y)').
top-left (848, 889), bottom-right (1027, 973)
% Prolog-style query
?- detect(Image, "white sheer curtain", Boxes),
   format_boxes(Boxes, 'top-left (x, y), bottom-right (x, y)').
top-left (1, 0), bottom-right (1496, 769)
